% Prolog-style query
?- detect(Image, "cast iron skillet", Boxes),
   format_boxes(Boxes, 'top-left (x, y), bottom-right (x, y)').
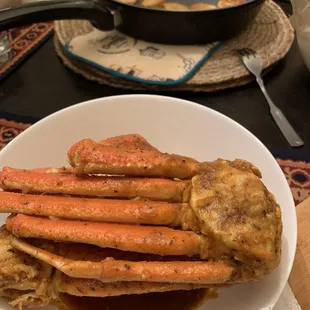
top-left (0, 0), bottom-right (264, 44)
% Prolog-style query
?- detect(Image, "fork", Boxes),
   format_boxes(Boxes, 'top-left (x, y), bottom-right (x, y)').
top-left (237, 48), bottom-right (304, 148)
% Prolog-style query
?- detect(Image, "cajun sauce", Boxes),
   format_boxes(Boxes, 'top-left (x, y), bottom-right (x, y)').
top-left (58, 289), bottom-right (217, 310)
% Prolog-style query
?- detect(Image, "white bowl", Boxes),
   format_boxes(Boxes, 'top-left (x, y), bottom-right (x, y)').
top-left (0, 95), bottom-right (296, 310)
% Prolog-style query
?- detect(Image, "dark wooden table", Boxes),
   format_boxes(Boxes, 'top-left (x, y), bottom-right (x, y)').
top-left (0, 2), bottom-right (309, 156)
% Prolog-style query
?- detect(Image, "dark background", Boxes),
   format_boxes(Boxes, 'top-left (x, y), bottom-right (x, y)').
top-left (0, 1), bottom-right (309, 157)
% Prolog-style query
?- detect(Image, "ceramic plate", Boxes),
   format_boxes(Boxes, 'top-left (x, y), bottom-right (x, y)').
top-left (0, 95), bottom-right (296, 310)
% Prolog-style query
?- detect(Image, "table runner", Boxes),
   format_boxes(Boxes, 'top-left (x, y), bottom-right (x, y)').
top-left (0, 23), bottom-right (54, 82)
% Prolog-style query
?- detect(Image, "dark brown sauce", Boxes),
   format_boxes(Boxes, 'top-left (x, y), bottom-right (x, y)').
top-left (58, 289), bottom-right (217, 310)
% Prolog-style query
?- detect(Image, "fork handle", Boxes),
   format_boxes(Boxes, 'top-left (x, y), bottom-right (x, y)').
top-left (256, 77), bottom-right (304, 147)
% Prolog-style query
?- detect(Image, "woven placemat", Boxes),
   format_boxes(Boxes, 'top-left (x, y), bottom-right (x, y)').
top-left (54, 0), bottom-right (294, 92)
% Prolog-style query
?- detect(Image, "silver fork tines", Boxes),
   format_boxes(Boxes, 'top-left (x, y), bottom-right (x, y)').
top-left (236, 48), bottom-right (304, 148)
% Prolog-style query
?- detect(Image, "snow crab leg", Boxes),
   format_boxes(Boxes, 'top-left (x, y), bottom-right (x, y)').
top-left (0, 192), bottom-right (192, 227)
top-left (11, 236), bottom-right (234, 285)
top-left (6, 214), bottom-right (206, 257)
top-left (58, 275), bottom-right (214, 297)
top-left (0, 169), bottom-right (190, 202)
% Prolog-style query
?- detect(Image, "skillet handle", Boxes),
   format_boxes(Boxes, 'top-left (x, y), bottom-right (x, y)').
top-left (0, 0), bottom-right (118, 31)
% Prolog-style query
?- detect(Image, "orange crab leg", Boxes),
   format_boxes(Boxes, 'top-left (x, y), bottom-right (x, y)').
top-left (0, 192), bottom-right (186, 226)
top-left (7, 214), bottom-right (206, 257)
top-left (68, 136), bottom-right (199, 179)
top-left (59, 275), bottom-right (213, 298)
top-left (11, 237), bottom-right (234, 284)
top-left (0, 169), bottom-right (190, 202)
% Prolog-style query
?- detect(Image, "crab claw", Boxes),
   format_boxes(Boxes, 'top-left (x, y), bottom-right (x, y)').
top-left (68, 135), bottom-right (199, 179)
